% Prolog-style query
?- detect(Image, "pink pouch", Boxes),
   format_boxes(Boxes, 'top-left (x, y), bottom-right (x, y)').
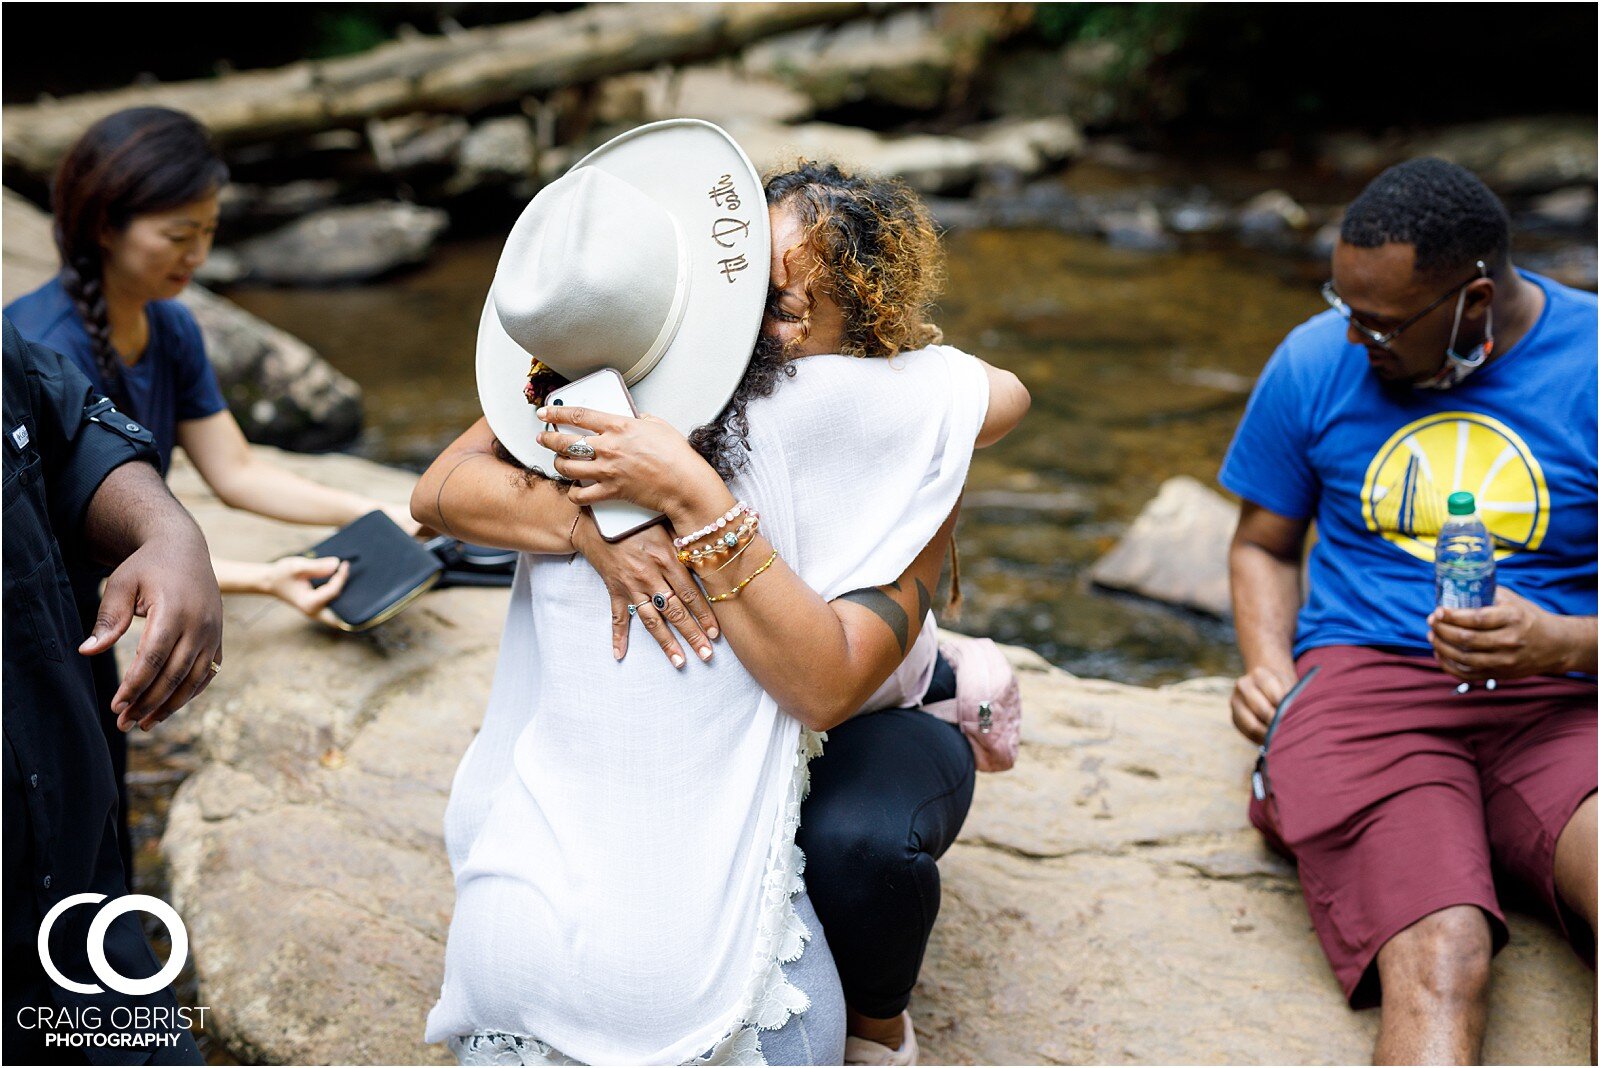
top-left (924, 633), bottom-right (1021, 772)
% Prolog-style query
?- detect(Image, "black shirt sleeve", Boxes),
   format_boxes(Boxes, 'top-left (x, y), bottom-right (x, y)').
top-left (4, 318), bottom-right (158, 550)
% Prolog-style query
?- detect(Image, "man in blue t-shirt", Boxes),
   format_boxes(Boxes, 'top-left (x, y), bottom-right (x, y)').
top-left (1220, 158), bottom-right (1596, 1062)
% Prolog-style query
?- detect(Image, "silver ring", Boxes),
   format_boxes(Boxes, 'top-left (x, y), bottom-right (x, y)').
top-left (627, 602), bottom-right (643, 618)
top-left (563, 438), bottom-right (596, 460)
top-left (652, 593), bottom-right (669, 611)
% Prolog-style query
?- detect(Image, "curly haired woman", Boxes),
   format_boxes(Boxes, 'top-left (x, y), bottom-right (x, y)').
top-left (417, 155), bottom-right (1029, 1064)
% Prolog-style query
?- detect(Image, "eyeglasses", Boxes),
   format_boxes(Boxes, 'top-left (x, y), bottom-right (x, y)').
top-left (1322, 260), bottom-right (1488, 349)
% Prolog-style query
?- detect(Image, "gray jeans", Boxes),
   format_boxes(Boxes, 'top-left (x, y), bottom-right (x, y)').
top-left (450, 892), bottom-right (845, 1065)
top-left (760, 892), bottom-right (846, 1065)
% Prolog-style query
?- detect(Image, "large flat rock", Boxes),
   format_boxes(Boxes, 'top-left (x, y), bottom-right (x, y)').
top-left (159, 449), bottom-right (1592, 1064)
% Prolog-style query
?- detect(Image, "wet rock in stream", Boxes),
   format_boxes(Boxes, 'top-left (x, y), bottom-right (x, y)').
top-left (229, 202), bottom-right (451, 285)
top-left (1089, 476), bottom-right (1236, 618)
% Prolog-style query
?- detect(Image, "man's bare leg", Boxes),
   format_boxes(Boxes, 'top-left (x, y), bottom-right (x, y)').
top-left (1374, 906), bottom-right (1493, 1064)
top-left (1553, 793), bottom-right (1597, 1062)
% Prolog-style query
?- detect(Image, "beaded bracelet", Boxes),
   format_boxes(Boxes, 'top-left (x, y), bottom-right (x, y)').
top-left (710, 532), bottom-right (760, 573)
top-left (707, 550), bottom-right (780, 603)
top-left (679, 511), bottom-right (761, 563)
top-left (674, 501), bottom-right (751, 551)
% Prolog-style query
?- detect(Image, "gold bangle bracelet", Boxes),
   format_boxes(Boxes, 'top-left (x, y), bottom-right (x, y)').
top-left (707, 550), bottom-right (779, 603)
top-left (710, 533), bottom-right (759, 573)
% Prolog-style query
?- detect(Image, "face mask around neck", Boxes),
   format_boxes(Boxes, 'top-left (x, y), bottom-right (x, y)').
top-left (1415, 279), bottom-right (1494, 392)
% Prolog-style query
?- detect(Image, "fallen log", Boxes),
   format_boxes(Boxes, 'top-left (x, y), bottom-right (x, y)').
top-left (2, 2), bottom-right (870, 180)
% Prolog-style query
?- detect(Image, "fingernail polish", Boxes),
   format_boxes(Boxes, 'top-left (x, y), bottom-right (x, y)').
top-left (613, 647), bottom-right (623, 660)
top-left (698, 646), bottom-right (712, 661)
top-left (671, 654), bottom-right (685, 668)
top-left (707, 627), bottom-right (720, 640)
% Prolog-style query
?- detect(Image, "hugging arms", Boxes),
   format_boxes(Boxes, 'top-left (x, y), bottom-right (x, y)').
top-left (411, 360), bottom-right (1027, 727)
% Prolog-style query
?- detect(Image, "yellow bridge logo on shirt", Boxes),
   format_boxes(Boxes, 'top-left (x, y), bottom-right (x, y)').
top-left (1361, 412), bottom-right (1548, 563)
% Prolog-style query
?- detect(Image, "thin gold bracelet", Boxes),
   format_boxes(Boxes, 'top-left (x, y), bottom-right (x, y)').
top-left (709, 533), bottom-right (759, 573)
top-left (707, 550), bottom-right (779, 603)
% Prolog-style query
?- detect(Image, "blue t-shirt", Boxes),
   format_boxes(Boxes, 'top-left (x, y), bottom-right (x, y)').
top-left (4, 277), bottom-right (227, 475)
top-left (1220, 270), bottom-right (1598, 658)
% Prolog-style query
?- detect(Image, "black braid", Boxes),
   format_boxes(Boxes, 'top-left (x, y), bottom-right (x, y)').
top-left (59, 258), bottom-right (134, 416)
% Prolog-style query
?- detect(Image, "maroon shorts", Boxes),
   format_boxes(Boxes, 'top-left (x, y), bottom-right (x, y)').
top-left (1248, 644), bottom-right (1597, 1008)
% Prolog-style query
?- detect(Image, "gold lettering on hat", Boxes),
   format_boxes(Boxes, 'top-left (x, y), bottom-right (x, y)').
top-left (708, 175), bottom-right (742, 210)
top-left (708, 176), bottom-right (749, 282)
top-left (711, 217), bottom-right (751, 248)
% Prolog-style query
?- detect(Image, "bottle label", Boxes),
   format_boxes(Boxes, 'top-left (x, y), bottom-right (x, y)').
top-left (1436, 562), bottom-right (1496, 609)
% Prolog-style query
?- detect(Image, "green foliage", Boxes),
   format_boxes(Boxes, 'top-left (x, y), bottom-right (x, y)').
top-left (1033, 3), bottom-right (1201, 64)
top-left (308, 9), bottom-right (395, 59)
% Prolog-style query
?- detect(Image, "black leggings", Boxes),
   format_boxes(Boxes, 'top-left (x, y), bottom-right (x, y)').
top-left (796, 655), bottom-right (975, 1019)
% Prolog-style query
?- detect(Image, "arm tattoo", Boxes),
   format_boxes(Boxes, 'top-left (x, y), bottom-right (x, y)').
top-left (914, 577), bottom-right (931, 623)
top-left (839, 584), bottom-right (911, 654)
top-left (433, 453), bottom-right (483, 539)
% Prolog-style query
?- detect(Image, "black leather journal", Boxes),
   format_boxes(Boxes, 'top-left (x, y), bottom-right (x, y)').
top-left (298, 511), bottom-right (442, 632)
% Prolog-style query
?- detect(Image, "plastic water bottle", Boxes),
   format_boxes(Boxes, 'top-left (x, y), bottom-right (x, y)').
top-left (1435, 491), bottom-right (1497, 609)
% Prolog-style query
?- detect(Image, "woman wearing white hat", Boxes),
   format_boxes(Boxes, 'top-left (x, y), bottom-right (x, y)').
top-left (419, 122), bottom-right (1028, 1066)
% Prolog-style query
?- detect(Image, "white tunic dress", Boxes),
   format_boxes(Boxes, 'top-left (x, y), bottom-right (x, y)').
top-left (425, 346), bottom-right (988, 1064)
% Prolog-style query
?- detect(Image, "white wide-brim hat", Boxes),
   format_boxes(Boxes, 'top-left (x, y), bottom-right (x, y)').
top-left (476, 119), bottom-right (772, 475)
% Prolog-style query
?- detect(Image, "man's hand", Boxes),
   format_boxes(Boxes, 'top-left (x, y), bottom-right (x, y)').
top-left (1230, 664), bottom-right (1294, 744)
top-left (79, 528), bottom-right (224, 732)
top-left (1429, 586), bottom-right (1591, 681)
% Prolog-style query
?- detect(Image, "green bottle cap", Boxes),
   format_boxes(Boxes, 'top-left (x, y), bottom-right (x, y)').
top-left (1447, 491), bottom-right (1476, 516)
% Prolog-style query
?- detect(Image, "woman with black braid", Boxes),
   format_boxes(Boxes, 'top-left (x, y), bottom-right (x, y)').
top-left (5, 107), bottom-right (421, 885)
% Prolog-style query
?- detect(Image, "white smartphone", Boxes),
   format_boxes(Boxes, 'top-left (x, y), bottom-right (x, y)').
top-left (544, 369), bottom-right (664, 543)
